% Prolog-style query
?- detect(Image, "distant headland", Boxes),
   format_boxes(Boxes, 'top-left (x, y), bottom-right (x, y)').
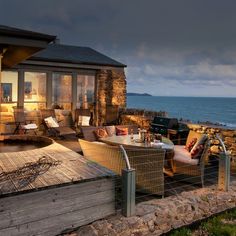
top-left (127, 92), bottom-right (152, 96)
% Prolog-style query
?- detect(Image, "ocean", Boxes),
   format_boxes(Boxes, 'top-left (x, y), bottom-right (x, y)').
top-left (127, 96), bottom-right (236, 128)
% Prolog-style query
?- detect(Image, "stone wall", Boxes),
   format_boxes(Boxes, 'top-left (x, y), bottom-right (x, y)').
top-left (187, 123), bottom-right (236, 164)
top-left (63, 181), bottom-right (236, 236)
top-left (95, 69), bottom-right (126, 125)
top-left (120, 109), bottom-right (168, 129)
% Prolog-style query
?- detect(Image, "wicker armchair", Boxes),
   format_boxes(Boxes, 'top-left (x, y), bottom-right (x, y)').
top-left (79, 139), bottom-right (165, 195)
top-left (172, 131), bottom-right (210, 187)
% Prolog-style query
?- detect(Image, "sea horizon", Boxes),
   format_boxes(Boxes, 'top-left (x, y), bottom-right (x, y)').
top-left (127, 94), bottom-right (236, 99)
top-left (127, 95), bottom-right (236, 128)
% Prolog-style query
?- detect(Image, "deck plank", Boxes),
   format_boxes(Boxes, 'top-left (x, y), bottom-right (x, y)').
top-left (0, 141), bottom-right (112, 196)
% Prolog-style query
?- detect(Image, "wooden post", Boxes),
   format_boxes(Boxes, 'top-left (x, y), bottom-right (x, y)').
top-left (218, 152), bottom-right (230, 191)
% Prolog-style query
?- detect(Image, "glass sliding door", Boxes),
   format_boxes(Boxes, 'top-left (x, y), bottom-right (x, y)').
top-left (52, 73), bottom-right (72, 110)
top-left (77, 74), bottom-right (95, 109)
top-left (24, 72), bottom-right (47, 111)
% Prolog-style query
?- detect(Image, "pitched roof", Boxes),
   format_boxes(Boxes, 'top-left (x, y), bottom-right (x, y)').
top-left (30, 44), bottom-right (126, 68)
top-left (0, 25), bottom-right (56, 42)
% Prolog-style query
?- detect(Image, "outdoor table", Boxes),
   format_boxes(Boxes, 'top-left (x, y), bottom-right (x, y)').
top-left (100, 134), bottom-right (175, 176)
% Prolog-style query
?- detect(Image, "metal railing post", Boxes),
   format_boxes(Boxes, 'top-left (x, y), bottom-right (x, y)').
top-left (218, 152), bottom-right (231, 191)
top-left (120, 145), bottom-right (136, 217)
top-left (216, 134), bottom-right (231, 191)
top-left (122, 168), bottom-right (136, 217)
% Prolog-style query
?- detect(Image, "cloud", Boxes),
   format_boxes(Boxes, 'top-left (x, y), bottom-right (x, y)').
top-left (0, 0), bottom-right (236, 96)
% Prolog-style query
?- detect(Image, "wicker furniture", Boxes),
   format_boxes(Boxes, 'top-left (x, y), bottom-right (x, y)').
top-left (79, 139), bottom-right (165, 195)
top-left (81, 125), bottom-right (139, 142)
top-left (172, 130), bottom-right (210, 187)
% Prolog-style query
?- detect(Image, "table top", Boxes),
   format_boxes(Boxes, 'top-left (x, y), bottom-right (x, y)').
top-left (100, 134), bottom-right (174, 150)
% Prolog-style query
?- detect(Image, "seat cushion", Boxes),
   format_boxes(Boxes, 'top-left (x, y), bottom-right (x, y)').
top-left (105, 125), bottom-right (116, 136)
top-left (55, 127), bottom-right (76, 135)
top-left (173, 145), bottom-right (199, 165)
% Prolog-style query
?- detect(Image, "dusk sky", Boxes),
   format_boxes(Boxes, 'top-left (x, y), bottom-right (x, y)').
top-left (1, 0), bottom-right (236, 97)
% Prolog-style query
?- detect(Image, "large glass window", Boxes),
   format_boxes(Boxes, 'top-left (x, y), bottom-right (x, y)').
top-left (24, 72), bottom-right (47, 111)
top-left (1, 71), bottom-right (18, 103)
top-left (77, 75), bottom-right (95, 109)
top-left (52, 73), bottom-right (72, 110)
top-left (0, 71), bottom-right (18, 123)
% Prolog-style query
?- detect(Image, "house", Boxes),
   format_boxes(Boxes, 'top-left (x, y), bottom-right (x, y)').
top-left (0, 25), bottom-right (127, 133)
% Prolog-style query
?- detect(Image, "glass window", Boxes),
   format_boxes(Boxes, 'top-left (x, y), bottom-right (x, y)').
top-left (0, 71), bottom-right (18, 125)
top-left (52, 73), bottom-right (72, 110)
top-left (24, 72), bottom-right (47, 111)
top-left (1, 71), bottom-right (18, 103)
top-left (77, 75), bottom-right (95, 109)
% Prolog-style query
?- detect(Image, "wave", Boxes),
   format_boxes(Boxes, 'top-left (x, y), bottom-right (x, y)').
top-left (217, 122), bottom-right (236, 128)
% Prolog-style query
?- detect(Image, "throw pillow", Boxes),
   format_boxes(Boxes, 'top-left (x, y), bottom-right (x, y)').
top-left (191, 134), bottom-right (208, 154)
top-left (185, 138), bottom-right (197, 152)
top-left (116, 127), bottom-right (128, 136)
top-left (191, 144), bottom-right (204, 159)
top-left (94, 128), bottom-right (108, 139)
top-left (78, 115), bottom-right (90, 126)
top-left (105, 125), bottom-right (116, 136)
top-left (44, 116), bottom-right (59, 128)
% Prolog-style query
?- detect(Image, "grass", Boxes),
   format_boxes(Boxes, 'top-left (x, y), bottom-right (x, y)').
top-left (169, 208), bottom-right (236, 236)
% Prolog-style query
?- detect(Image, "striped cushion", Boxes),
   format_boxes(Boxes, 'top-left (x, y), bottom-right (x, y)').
top-left (185, 138), bottom-right (197, 152)
top-left (191, 144), bottom-right (204, 159)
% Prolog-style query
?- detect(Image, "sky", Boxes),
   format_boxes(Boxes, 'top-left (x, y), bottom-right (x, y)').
top-left (1, 0), bottom-right (236, 97)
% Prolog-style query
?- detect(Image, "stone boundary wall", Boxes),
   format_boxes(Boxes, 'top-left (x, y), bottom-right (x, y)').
top-left (187, 123), bottom-right (236, 164)
top-left (64, 181), bottom-right (236, 236)
top-left (120, 109), bottom-right (168, 129)
top-left (120, 109), bottom-right (236, 163)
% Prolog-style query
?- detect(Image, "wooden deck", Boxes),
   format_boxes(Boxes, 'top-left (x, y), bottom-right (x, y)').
top-left (0, 141), bottom-right (116, 236)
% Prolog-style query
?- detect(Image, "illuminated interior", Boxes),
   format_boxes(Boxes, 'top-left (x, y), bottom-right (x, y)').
top-left (0, 70), bottom-right (95, 126)
top-left (77, 75), bottom-right (95, 109)
top-left (24, 72), bottom-right (47, 111)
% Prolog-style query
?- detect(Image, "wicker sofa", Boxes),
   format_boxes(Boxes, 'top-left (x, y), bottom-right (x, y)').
top-left (79, 139), bottom-right (166, 195)
top-left (81, 125), bottom-right (139, 142)
top-left (172, 130), bottom-right (210, 187)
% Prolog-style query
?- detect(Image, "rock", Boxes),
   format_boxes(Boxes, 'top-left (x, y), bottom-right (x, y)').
top-left (222, 131), bottom-right (235, 137)
top-left (225, 137), bottom-right (236, 143)
top-left (111, 220), bottom-right (128, 233)
top-left (92, 220), bottom-right (110, 235)
top-left (127, 216), bottom-right (143, 229)
top-left (147, 220), bottom-right (155, 232)
top-left (210, 145), bottom-right (220, 153)
top-left (211, 139), bottom-right (220, 145)
top-left (136, 205), bottom-right (157, 216)
top-left (76, 225), bottom-right (98, 236)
